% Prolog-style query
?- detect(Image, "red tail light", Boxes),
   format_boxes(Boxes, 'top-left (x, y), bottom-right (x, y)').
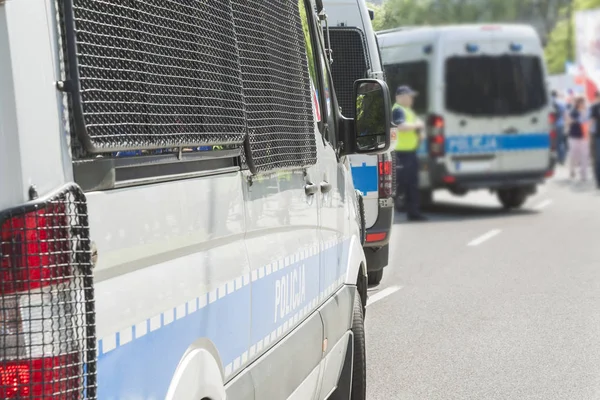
top-left (427, 114), bottom-right (445, 157)
top-left (1, 204), bottom-right (70, 294)
top-left (378, 153), bottom-right (393, 198)
top-left (0, 186), bottom-right (96, 399)
top-left (366, 232), bottom-right (387, 243)
top-left (548, 113), bottom-right (557, 151)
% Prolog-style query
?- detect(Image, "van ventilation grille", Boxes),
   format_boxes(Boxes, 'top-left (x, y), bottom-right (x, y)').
top-left (61, 0), bottom-right (247, 153)
top-left (232, 0), bottom-right (317, 172)
top-left (327, 27), bottom-right (370, 119)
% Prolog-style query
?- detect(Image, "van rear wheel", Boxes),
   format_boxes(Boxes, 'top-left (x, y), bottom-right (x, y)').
top-left (498, 189), bottom-right (527, 209)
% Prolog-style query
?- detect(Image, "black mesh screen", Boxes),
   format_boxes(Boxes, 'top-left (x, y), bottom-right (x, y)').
top-left (232, 0), bottom-right (317, 172)
top-left (0, 184), bottom-right (96, 398)
top-left (64, 0), bottom-right (246, 153)
top-left (327, 28), bottom-right (370, 118)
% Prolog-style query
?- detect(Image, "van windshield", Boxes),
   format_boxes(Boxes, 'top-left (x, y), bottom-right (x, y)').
top-left (445, 55), bottom-right (547, 116)
top-left (384, 61), bottom-right (429, 115)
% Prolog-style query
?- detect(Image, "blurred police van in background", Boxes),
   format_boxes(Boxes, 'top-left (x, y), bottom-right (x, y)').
top-left (378, 24), bottom-right (554, 209)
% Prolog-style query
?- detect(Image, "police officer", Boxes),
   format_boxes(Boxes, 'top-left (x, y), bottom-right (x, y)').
top-left (393, 85), bottom-right (427, 221)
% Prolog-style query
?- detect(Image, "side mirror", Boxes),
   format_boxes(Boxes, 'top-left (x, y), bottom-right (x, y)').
top-left (368, 9), bottom-right (375, 21)
top-left (347, 79), bottom-right (391, 155)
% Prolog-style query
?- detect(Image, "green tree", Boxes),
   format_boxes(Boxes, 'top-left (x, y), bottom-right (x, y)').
top-left (544, 0), bottom-right (600, 74)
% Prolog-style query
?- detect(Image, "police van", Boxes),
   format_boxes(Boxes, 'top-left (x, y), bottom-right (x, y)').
top-left (323, 0), bottom-right (394, 286)
top-left (377, 24), bottom-right (554, 209)
top-left (0, 0), bottom-right (391, 398)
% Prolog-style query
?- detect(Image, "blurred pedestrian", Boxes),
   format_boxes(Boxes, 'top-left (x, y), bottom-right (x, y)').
top-left (392, 85), bottom-right (427, 221)
top-left (589, 91), bottom-right (600, 188)
top-left (567, 96), bottom-right (590, 181)
top-left (551, 90), bottom-right (568, 165)
top-left (566, 89), bottom-right (575, 110)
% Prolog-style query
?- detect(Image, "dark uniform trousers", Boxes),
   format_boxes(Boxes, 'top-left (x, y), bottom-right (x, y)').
top-left (396, 151), bottom-right (420, 217)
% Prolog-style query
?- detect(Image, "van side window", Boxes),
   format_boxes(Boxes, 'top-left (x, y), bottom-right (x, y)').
top-left (299, 0), bottom-right (319, 96)
top-left (298, 0), bottom-right (336, 145)
top-left (63, 0), bottom-right (319, 186)
top-left (317, 46), bottom-right (337, 145)
top-left (299, 0), bottom-right (323, 124)
top-left (384, 61), bottom-right (429, 115)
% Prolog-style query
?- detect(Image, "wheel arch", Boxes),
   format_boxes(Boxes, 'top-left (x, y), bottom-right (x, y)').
top-left (344, 235), bottom-right (367, 286)
top-left (165, 338), bottom-right (227, 400)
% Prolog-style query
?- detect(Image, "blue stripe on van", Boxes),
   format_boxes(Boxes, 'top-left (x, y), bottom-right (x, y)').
top-left (351, 163), bottom-right (378, 194)
top-left (97, 239), bottom-right (349, 399)
top-left (446, 133), bottom-right (550, 155)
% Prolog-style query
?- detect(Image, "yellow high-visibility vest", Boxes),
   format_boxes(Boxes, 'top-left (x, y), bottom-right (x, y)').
top-left (393, 104), bottom-right (419, 152)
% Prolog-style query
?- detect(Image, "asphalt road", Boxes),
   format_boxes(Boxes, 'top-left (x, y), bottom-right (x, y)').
top-left (365, 167), bottom-right (600, 400)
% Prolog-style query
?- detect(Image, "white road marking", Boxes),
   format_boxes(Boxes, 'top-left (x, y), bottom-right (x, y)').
top-left (467, 229), bottom-right (501, 247)
top-left (534, 199), bottom-right (553, 210)
top-left (367, 285), bottom-right (402, 307)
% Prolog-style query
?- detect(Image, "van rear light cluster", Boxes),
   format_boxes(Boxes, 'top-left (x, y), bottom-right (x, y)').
top-left (0, 185), bottom-right (96, 399)
top-left (378, 153), bottom-right (393, 198)
top-left (427, 114), bottom-right (445, 157)
top-left (548, 113), bottom-right (557, 151)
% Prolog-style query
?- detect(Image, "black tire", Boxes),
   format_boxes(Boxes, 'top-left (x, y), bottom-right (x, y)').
top-left (498, 189), bottom-right (527, 209)
top-left (357, 269), bottom-right (368, 319)
top-left (351, 291), bottom-right (367, 400)
top-left (368, 269), bottom-right (383, 286)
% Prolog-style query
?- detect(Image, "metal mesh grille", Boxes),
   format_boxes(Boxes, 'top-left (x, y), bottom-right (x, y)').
top-left (232, 0), bottom-right (317, 172)
top-left (64, 0), bottom-right (246, 152)
top-left (327, 28), bottom-right (370, 119)
top-left (0, 185), bottom-right (96, 399)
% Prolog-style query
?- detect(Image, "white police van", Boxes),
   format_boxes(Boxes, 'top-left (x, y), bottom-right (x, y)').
top-left (323, 0), bottom-right (395, 286)
top-left (0, 0), bottom-right (391, 398)
top-left (377, 24), bottom-right (554, 209)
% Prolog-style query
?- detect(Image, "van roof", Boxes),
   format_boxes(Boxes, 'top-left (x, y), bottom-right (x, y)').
top-left (377, 24), bottom-right (540, 47)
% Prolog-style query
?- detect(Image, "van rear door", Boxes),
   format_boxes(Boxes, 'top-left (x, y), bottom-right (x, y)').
top-left (442, 29), bottom-right (501, 177)
top-left (491, 37), bottom-right (550, 174)
top-left (443, 29), bottom-right (550, 176)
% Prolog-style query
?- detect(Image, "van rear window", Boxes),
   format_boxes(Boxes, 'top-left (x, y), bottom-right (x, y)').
top-left (445, 55), bottom-right (547, 116)
top-left (384, 61), bottom-right (429, 115)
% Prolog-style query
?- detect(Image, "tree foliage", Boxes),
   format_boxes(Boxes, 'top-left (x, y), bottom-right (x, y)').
top-left (368, 0), bottom-right (570, 32)
top-left (544, 0), bottom-right (600, 74)
top-left (366, 0), bottom-right (593, 75)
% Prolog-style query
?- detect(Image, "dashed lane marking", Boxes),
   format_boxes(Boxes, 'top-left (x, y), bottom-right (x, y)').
top-left (367, 286), bottom-right (402, 307)
top-left (467, 229), bottom-right (502, 247)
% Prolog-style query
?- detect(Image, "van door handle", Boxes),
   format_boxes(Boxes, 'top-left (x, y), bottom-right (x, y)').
top-left (304, 183), bottom-right (318, 196)
top-left (504, 127), bottom-right (519, 134)
top-left (320, 181), bottom-right (333, 193)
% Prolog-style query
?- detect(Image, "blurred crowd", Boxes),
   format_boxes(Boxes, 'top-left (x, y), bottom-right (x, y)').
top-left (551, 89), bottom-right (600, 188)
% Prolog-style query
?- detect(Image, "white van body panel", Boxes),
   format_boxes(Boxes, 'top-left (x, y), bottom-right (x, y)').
top-left (378, 24), bottom-right (551, 190)
top-left (0, 1), bottom-right (368, 399)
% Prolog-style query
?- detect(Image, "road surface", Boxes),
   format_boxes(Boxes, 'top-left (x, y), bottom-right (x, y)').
top-left (365, 167), bottom-right (600, 400)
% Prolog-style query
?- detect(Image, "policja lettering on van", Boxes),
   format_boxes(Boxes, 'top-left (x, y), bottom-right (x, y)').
top-left (274, 264), bottom-right (306, 323)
